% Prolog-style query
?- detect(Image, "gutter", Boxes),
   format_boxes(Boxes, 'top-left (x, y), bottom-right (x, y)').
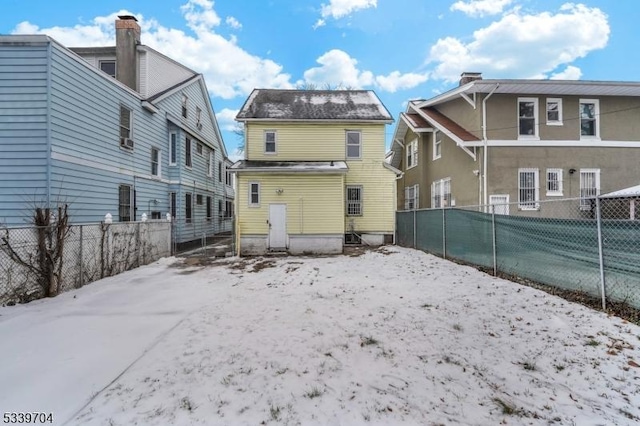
top-left (46, 41), bottom-right (53, 209)
top-left (482, 83), bottom-right (499, 209)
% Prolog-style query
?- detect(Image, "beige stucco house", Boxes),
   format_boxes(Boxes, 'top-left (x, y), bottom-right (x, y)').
top-left (390, 72), bottom-right (640, 216)
top-left (231, 89), bottom-right (398, 255)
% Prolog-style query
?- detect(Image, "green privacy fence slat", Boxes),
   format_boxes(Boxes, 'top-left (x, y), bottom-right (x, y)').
top-left (416, 210), bottom-right (443, 256)
top-left (444, 209), bottom-right (494, 269)
top-left (396, 211), bottom-right (415, 247)
top-left (396, 208), bottom-right (640, 310)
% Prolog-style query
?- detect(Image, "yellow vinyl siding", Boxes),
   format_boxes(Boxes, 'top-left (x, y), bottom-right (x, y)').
top-left (246, 123), bottom-right (386, 161)
top-left (345, 162), bottom-right (396, 233)
top-left (237, 173), bottom-right (345, 235)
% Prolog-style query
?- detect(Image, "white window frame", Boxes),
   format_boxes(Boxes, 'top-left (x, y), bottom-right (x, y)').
top-left (264, 130), bottom-right (277, 154)
top-left (182, 94), bottom-right (188, 119)
top-left (546, 98), bottom-right (563, 126)
top-left (169, 132), bottom-right (177, 166)
top-left (119, 105), bottom-right (133, 140)
top-left (433, 132), bottom-right (441, 160)
top-left (518, 168), bottom-right (539, 210)
top-left (99, 60), bottom-right (116, 78)
top-left (346, 130), bottom-right (361, 159)
top-left (546, 168), bottom-right (563, 196)
top-left (431, 177), bottom-right (451, 208)
top-left (185, 137), bottom-right (192, 168)
top-left (489, 194), bottom-right (510, 215)
top-left (150, 147), bottom-right (161, 177)
top-left (406, 139), bottom-right (418, 169)
top-left (207, 150), bottom-right (214, 177)
top-left (346, 185), bottom-right (363, 216)
top-left (579, 99), bottom-right (600, 140)
top-left (249, 182), bottom-right (260, 207)
top-left (580, 168), bottom-right (601, 210)
top-left (517, 97), bottom-right (539, 140)
top-left (404, 184), bottom-right (419, 210)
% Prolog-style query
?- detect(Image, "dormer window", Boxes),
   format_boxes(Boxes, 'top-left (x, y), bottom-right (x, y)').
top-left (99, 60), bottom-right (116, 78)
top-left (182, 94), bottom-right (188, 118)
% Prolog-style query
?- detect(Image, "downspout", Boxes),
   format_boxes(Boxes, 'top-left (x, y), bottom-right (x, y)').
top-left (482, 84), bottom-right (499, 210)
top-left (46, 41), bottom-right (53, 209)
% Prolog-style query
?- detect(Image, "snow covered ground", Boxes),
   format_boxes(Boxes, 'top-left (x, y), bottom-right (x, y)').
top-left (1, 246), bottom-right (639, 425)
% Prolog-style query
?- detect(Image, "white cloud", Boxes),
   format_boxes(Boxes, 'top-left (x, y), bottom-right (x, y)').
top-left (450, 0), bottom-right (513, 17)
top-left (302, 49), bottom-right (428, 92)
top-left (303, 49), bottom-right (374, 88)
top-left (225, 16), bottom-right (242, 30)
top-left (315, 0), bottom-right (376, 28)
top-left (550, 65), bottom-right (582, 80)
top-left (216, 108), bottom-right (240, 131)
top-left (11, 0), bottom-right (293, 99)
top-left (429, 3), bottom-right (609, 82)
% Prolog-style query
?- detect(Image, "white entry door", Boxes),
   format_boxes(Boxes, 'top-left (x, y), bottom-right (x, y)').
top-left (269, 204), bottom-right (287, 250)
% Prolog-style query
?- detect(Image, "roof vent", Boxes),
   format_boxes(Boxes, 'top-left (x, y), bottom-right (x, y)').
top-left (459, 72), bottom-right (482, 86)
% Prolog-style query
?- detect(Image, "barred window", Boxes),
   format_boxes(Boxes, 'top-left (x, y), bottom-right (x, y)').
top-left (346, 186), bottom-right (363, 216)
top-left (518, 168), bottom-right (539, 210)
top-left (185, 192), bottom-right (192, 223)
top-left (546, 168), bottom-right (563, 196)
top-left (185, 137), bottom-right (192, 167)
top-left (118, 184), bottom-right (131, 222)
top-left (580, 169), bottom-right (600, 210)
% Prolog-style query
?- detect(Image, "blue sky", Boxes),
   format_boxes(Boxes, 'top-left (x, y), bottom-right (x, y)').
top-left (0, 0), bottom-right (633, 159)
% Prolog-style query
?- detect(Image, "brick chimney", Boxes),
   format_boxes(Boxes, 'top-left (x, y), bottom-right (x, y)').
top-left (459, 72), bottom-right (482, 86)
top-left (115, 15), bottom-right (140, 91)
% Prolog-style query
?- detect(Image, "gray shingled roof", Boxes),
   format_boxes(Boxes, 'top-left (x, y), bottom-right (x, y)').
top-left (236, 89), bottom-right (393, 121)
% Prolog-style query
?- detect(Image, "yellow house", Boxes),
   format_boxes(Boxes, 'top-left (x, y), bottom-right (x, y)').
top-left (231, 89), bottom-right (398, 255)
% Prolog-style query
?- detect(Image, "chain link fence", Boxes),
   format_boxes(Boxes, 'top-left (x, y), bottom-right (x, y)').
top-left (0, 221), bottom-right (171, 305)
top-left (172, 216), bottom-right (235, 256)
top-left (396, 195), bottom-right (640, 310)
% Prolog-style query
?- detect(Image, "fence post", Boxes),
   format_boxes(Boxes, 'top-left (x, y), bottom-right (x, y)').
top-left (413, 210), bottom-right (417, 249)
top-left (442, 208), bottom-right (446, 259)
top-left (595, 196), bottom-right (607, 310)
top-left (78, 225), bottom-right (84, 288)
top-left (491, 204), bottom-right (497, 276)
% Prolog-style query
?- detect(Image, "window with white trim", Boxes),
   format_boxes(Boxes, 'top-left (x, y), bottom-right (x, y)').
top-left (518, 97), bottom-right (538, 138)
top-left (518, 168), bottom-right (539, 210)
top-left (99, 60), bottom-right (116, 78)
top-left (404, 184), bottom-right (419, 210)
top-left (489, 194), bottom-right (510, 215)
top-left (196, 107), bottom-right (202, 130)
top-left (433, 132), bottom-right (441, 160)
top-left (119, 105), bottom-right (133, 146)
top-left (580, 169), bottom-right (600, 210)
top-left (265, 131), bottom-right (276, 154)
top-left (249, 182), bottom-right (260, 206)
top-left (346, 186), bottom-right (363, 216)
top-left (207, 150), bottom-right (214, 177)
top-left (431, 178), bottom-right (451, 208)
top-left (580, 99), bottom-right (600, 139)
top-left (546, 168), bottom-right (563, 196)
top-left (181, 94), bottom-right (188, 118)
top-left (169, 132), bottom-right (177, 166)
top-left (150, 147), bottom-right (160, 177)
top-left (185, 137), bottom-right (192, 168)
top-left (546, 98), bottom-right (563, 125)
top-left (346, 131), bottom-right (361, 159)
top-left (406, 139), bottom-right (418, 169)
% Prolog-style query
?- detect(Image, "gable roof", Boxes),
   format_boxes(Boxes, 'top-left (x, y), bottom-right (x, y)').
top-left (418, 108), bottom-right (479, 142)
top-left (418, 78), bottom-right (640, 108)
top-left (236, 89), bottom-right (393, 122)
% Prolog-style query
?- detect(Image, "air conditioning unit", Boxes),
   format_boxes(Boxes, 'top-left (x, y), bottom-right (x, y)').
top-left (120, 137), bottom-right (134, 150)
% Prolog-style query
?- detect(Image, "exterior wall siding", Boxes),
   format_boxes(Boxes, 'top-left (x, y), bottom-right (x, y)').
top-left (236, 173), bottom-right (345, 236)
top-left (246, 123), bottom-right (384, 161)
top-left (145, 51), bottom-right (194, 98)
top-left (486, 94), bottom-right (640, 141)
top-left (0, 42), bottom-right (50, 225)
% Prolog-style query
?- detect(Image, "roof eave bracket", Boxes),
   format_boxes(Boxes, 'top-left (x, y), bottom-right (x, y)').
top-left (460, 92), bottom-right (476, 109)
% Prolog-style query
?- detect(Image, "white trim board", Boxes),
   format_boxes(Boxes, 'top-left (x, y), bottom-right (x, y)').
top-left (464, 140), bottom-right (640, 148)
